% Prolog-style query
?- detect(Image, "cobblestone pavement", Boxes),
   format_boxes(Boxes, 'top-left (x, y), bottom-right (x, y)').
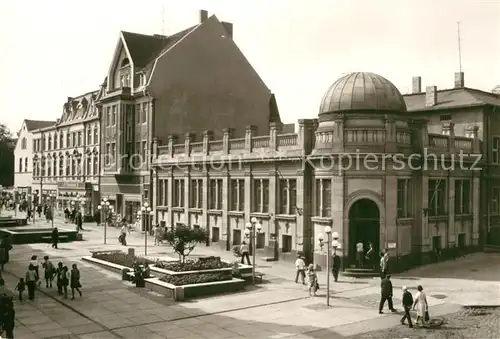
top-left (351, 307), bottom-right (500, 339)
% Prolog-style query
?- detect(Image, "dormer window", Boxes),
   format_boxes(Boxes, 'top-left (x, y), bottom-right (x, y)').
top-left (138, 73), bottom-right (146, 86)
top-left (120, 73), bottom-right (130, 87)
top-left (121, 58), bottom-right (130, 67)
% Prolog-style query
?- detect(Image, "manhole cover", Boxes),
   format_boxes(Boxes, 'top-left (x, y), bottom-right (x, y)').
top-left (431, 294), bottom-right (447, 299)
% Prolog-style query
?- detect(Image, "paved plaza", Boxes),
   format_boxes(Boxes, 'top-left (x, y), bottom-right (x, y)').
top-left (1, 212), bottom-right (499, 338)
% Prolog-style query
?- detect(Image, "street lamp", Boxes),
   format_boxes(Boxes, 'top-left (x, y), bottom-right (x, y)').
top-left (32, 192), bottom-right (38, 224)
top-left (137, 202), bottom-right (154, 256)
top-left (98, 198), bottom-right (111, 244)
top-left (318, 228), bottom-right (341, 306)
top-left (244, 216), bottom-right (262, 285)
top-left (49, 193), bottom-right (56, 228)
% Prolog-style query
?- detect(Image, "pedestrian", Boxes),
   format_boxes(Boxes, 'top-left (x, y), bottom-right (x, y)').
top-left (51, 227), bottom-right (59, 249)
top-left (94, 209), bottom-right (100, 226)
top-left (294, 255), bottom-right (306, 284)
top-left (365, 242), bottom-right (374, 267)
top-left (332, 253), bottom-right (341, 282)
top-left (76, 211), bottom-right (83, 231)
top-left (412, 285), bottom-right (429, 326)
top-left (119, 222), bottom-right (129, 246)
top-left (27, 207), bottom-right (32, 221)
top-left (240, 241), bottom-right (250, 265)
top-left (29, 255), bottom-right (41, 287)
top-left (379, 274), bottom-right (396, 314)
top-left (61, 266), bottom-right (70, 299)
top-left (70, 264), bottom-right (82, 300)
top-left (25, 264), bottom-right (37, 300)
top-left (0, 247), bottom-right (7, 271)
top-left (42, 256), bottom-right (55, 288)
top-left (55, 262), bottom-right (64, 295)
top-left (0, 237), bottom-right (12, 263)
top-left (154, 224), bottom-right (160, 246)
top-left (1, 297), bottom-right (15, 339)
top-left (401, 286), bottom-right (414, 328)
top-left (356, 241), bottom-right (364, 268)
top-left (380, 252), bottom-right (389, 279)
top-left (15, 278), bottom-right (25, 301)
top-left (307, 264), bottom-right (318, 296)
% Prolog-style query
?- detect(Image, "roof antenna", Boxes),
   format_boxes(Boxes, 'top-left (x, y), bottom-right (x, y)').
top-left (457, 21), bottom-right (462, 73)
top-left (161, 2), bottom-right (165, 35)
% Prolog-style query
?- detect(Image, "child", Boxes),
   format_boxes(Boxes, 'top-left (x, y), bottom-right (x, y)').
top-left (15, 278), bottom-right (26, 301)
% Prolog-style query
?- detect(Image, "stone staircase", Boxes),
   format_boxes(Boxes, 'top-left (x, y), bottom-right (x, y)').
top-left (342, 267), bottom-right (380, 278)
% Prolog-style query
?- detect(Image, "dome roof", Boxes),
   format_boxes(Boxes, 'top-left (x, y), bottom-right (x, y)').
top-left (319, 72), bottom-right (407, 114)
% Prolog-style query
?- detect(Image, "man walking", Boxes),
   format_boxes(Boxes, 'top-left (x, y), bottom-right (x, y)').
top-left (356, 241), bottom-right (364, 268)
top-left (401, 286), bottom-right (414, 328)
top-left (332, 253), bottom-right (341, 282)
top-left (294, 255), bottom-right (306, 284)
top-left (76, 211), bottom-right (84, 231)
top-left (379, 274), bottom-right (396, 314)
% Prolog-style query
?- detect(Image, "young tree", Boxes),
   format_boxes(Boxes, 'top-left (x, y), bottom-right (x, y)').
top-left (0, 123), bottom-right (14, 187)
top-left (163, 224), bottom-right (208, 263)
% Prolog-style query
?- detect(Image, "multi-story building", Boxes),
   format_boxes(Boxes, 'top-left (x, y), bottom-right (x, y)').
top-left (403, 73), bottom-right (500, 246)
top-left (151, 71), bottom-right (487, 272)
top-left (32, 90), bottom-right (101, 217)
top-left (14, 120), bottom-right (55, 199)
top-left (97, 10), bottom-right (281, 220)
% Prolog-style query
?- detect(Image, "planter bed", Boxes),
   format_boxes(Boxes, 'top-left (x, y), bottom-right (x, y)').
top-left (90, 251), bottom-right (154, 268)
top-left (0, 227), bottom-right (77, 244)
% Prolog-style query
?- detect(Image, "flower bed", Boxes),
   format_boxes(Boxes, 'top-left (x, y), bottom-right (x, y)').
top-left (91, 251), bottom-right (154, 268)
top-left (159, 271), bottom-right (232, 286)
top-left (155, 256), bottom-right (231, 272)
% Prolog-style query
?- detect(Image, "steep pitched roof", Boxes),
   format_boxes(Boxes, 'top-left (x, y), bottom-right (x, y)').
top-left (58, 90), bottom-right (100, 125)
top-left (403, 88), bottom-right (500, 112)
top-left (25, 120), bottom-right (55, 131)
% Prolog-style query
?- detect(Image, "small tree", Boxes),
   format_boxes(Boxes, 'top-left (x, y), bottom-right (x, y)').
top-left (163, 224), bottom-right (208, 263)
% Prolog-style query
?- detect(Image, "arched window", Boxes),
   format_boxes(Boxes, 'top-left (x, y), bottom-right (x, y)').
top-left (93, 127), bottom-right (98, 144)
top-left (60, 133), bottom-right (64, 149)
top-left (121, 58), bottom-right (129, 67)
top-left (24, 157), bottom-right (28, 172)
top-left (93, 154), bottom-right (98, 175)
top-left (48, 135), bottom-right (52, 150)
top-left (18, 158), bottom-right (23, 172)
top-left (54, 133), bottom-right (58, 149)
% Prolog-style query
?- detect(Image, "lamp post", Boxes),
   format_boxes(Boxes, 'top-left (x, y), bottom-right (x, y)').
top-left (49, 193), bottom-right (56, 228)
top-left (33, 192), bottom-right (38, 224)
top-left (318, 229), bottom-right (341, 306)
top-left (244, 217), bottom-right (262, 285)
top-left (137, 202), bottom-right (154, 256)
top-left (98, 198), bottom-right (111, 244)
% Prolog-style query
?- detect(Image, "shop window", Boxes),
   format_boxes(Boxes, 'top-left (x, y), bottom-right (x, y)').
top-left (282, 235), bottom-right (292, 253)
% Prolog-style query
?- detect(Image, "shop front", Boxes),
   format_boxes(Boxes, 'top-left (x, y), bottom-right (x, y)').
top-left (57, 182), bottom-right (95, 220)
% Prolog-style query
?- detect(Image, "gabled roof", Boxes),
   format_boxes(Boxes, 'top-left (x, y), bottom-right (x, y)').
top-left (25, 120), bottom-right (55, 131)
top-left (403, 87), bottom-right (500, 112)
top-left (120, 32), bottom-right (170, 68)
top-left (58, 90), bottom-right (100, 126)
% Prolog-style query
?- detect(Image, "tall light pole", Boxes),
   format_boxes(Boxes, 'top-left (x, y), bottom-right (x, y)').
top-left (32, 192), bottom-right (38, 224)
top-left (318, 228), bottom-right (340, 307)
top-left (138, 202), bottom-right (153, 256)
top-left (49, 193), bottom-right (56, 228)
top-left (244, 217), bottom-right (262, 285)
top-left (98, 198), bottom-right (110, 244)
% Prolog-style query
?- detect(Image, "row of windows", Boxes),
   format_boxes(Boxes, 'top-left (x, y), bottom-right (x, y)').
top-left (397, 178), bottom-right (471, 218)
top-left (104, 103), bottom-right (148, 127)
top-left (157, 179), bottom-right (299, 215)
top-left (18, 158), bottom-right (29, 172)
top-left (104, 141), bottom-right (148, 166)
top-left (33, 128), bottom-right (99, 152)
top-left (32, 156), bottom-right (99, 178)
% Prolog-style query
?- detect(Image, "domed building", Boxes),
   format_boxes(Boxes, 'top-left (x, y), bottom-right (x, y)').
top-left (152, 71), bottom-right (485, 275)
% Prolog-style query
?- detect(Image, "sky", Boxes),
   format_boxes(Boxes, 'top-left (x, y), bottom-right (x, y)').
top-left (1, 0), bottom-right (499, 134)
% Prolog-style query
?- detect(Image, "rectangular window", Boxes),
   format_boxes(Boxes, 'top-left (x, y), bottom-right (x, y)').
top-left (157, 179), bottom-right (167, 206)
top-left (397, 179), bottom-right (412, 218)
top-left (209, 179), bottom-right (223, 210)
top-left (53, 135), bottom-right (58, 149)
top-left (112, 106), bottom-right (117, 126)
top-left (454, 179), bottom-right (471, 215)
top-left (33, 140), bottom-right (37, 151)
top-left (18, 158), bottom-right (22, 172)
top-left (66, 133), bottom-right (70, 148)
top-left (93, 128), bottom-right (98, 145)
top-left (78, 132), bottom-right (82, 146)
top-left (141, 141), bottom-right (147, 164)
top-left (105, 144), bottom-right (110, 165)
top-left (135, 104), bottom-right (141, 124)
top-left (493, 137), bottom-right (500, 164)
top-left (60, 133), bottom-right (64, 148)
top-left (230, 179), bottom-right (244, 211)
top-left (190, 179), bottom-right (203, 208)
top-left (86, 157), bottom-right (91, 176)
top-left (279, 179), bottom-right (297, 214)
top-left (93, 155), bottom-right (98, 175)
top-left (72, 133), bottom-right (76, 148)
top-left (252, 179), bottom-right (269, 213)
top-left (315, 179), bottom-right (332, 217)
top-left (106, 107), bottom-right (111, 126)
top-left (87, 129), bottom-right (91, 145)
top-left (111, 143), bottom-right (116, 163)
top-left (440, 114), bottom-right (452, 121)
top-left (25, 158), bottom-right (28, 172)
top-left (142, 102), bottom-right (148, 123)
top-left (173, 179), bottom-right (185, 207)
top-left (428, 179), bottom-right (446, 216)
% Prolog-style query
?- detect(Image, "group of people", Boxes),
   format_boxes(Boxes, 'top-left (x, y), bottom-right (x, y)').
top-left (117, 221), bottom-right (166, 247)
top-left (64, 208), bottom-right (84, 231)
top-left (21, 255), bottom-right (83, 301)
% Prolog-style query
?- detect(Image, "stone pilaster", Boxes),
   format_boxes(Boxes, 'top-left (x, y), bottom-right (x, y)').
top-left (185, 133), bottom-right (196, 155)
top-left (267, 169), bottom-right (278, 259)
top-left (202, 170), bottom-right (209, 245)
top-left (245, 125), bottom-right (257, 152)
top-left (167, 170), bottom-right (173, 228)
top-left (222, 169), bottom-right (230, 250)
top-left (448, 177), bottom-right (456, 246)
top-left (184, 173), bottom-right (190, 226)
top-left (244, 170), bottom-right (252, 223)
top-left (331, 175), bottom-right (344, 255)
top-left (269, 122), bottom-right (282, 151)
top-left (222, 128), bottom-right (233, 155)
top-left (167, 135), bottom-right (177, 157)
top-left (203, 130), bottom-right (214, 155)
top-left (472, 174), bottom-right (480, 245)
top-left (384, 174), bottom-right (397, 255)
top-left (384, 116), bottom-right (397, 153)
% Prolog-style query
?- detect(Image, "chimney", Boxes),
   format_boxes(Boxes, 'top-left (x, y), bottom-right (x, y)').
top-left (412, 76), bottom-right (422, 94)
top-left (454, 72), bottom-right (465, 88)
top-left (221, 21), bottom-right (233, 39)
top-left (425, 86), bottom-right (437, 107)
top-left (199, 9), bottom-right (208, 23)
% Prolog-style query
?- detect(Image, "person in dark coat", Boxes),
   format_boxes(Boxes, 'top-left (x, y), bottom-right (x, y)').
top-left (51, 227), bottom-right (59, 249)
top-left (1, 298), bottom-right (15, 339)
top-left (70, 264), bottom-right (82, 299)
top-left (55, 262), bottom-right (64, 295)
top-left (0, 248), bottom-right (7, 271)
top-left (0, 237), bottom-right (12, 263)
top-left (332, 253), bottom-right (341, 282)
top-left (401, 286), bottom-right (414, 327)
top-left (76, 211), bottom-right (84, 231)
top-left (379, 274), bottom-right (396, 314)
top-left (94, 209), bottom-right (101, 226)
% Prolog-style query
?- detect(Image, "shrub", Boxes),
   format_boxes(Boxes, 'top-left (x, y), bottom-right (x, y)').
top-left (156, 256), bottom-right (231, 272)
top-left (159, 272), bottom-right (231, 286)
top-left (162, 224), bottom-right (208, 263)
top-left (92, 252), bottom-right (153, 268)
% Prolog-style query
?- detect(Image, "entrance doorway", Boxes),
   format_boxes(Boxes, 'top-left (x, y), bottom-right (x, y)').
top-left (348, 199), bottom-right (380, 268)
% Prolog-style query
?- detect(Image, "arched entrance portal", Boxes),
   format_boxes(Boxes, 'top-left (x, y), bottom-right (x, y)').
top-left (348, 199), bottom-right (380, 267)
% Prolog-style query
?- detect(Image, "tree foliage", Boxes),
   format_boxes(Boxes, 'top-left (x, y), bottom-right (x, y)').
top-left (163, 224), bottom-right (208, 263)
top-left (0, 123), bottom-right (14, 187)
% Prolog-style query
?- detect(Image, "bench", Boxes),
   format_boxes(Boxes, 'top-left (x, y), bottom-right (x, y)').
top-left (240, 272), bottom-right (265, 283)
top-left (41, 235), bottom-right (69, 242)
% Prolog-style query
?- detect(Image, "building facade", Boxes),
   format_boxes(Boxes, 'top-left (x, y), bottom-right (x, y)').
top-left (14, 120), bottom-right (54, 199)
top-left (31, 91), bottom-right (101, 217)
top-left (151, 72), bottom-right (486, 271)
top-left (98, 10), bottom-right (280, 220)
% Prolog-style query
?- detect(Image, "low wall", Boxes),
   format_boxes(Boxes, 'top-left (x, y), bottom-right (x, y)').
top-left (0, 227), bottom-right (78, 244)
top-left (0, 217), bottom-right (28, 227)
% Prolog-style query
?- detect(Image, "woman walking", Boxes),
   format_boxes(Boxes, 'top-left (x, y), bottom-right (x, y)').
top-left (60, 266), bottom-right (70, 299)
top-left (25, 265), bottom-right (37, 300)
top-left (70, 264), bottom-right (82, 300)
top-left (307, 264), bottom-right (318, 296)
top-left (413, 285), bottom-right (429, 326)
